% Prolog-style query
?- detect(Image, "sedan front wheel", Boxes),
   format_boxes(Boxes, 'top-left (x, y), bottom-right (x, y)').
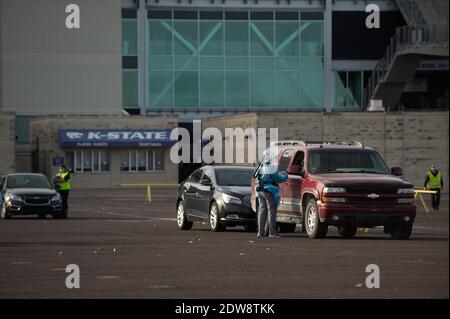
top-left (209, 202), bottom-right (225, 232)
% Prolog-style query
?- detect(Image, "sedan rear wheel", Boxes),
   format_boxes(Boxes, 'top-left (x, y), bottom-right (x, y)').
top-left (177, 201), bottom-right (193, 230)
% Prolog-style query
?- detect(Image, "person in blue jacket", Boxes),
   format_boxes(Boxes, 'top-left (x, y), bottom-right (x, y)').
top-left (256, 148), bottom-right (288, 238)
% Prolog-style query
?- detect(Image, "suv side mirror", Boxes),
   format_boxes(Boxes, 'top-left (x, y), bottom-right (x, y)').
top-left (391, 167), bottom-right (403, 176)
top-left (287, 165), bottom-right (304, 176)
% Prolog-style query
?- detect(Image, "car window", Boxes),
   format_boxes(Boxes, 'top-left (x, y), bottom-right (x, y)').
top-left (292, 151), bottom-right (305, 168)
top-left (307, 150), bottom-right (390, 174)
top-left (6, 175), bottom-right (51, 189)
top-left (201, 170), bottom-right (212, 184)
top-left (189, 169), bottom-right (203, 183)
top-left (278, 149), bottom-right (293, 172)
top-left (215, 169), bottom-right (253, 186)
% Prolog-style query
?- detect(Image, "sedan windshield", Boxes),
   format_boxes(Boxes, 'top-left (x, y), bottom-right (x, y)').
top-left (6, 175), bottom-right (51, 189)
top-left (215, 169), bottom-right (253, 186)
top-left (307, 150), bottom-right (391, 175)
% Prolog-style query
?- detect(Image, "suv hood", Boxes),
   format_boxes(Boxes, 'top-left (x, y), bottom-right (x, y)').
top-left (7, 188), bottom-right (57, 196)
top-left (311, 173), bottom-right (413, 188)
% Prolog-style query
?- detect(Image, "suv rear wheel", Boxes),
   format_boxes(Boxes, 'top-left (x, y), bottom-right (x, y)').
top-left (390, 223), bottom-right (412, 240)
top-left (278, 223), bottom-right (296, 233)
top-left (177, 201), bottom-right (193, 230)
top-left (305, 199), bottom-right (328, 239)
top-left (338, 226), bottom-right (357, 239)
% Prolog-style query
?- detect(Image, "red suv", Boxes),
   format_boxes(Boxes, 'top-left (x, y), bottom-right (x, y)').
top-left (251, 141), bottom-right (416, 239)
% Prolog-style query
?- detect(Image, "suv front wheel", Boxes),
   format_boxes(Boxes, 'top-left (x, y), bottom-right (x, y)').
top-left (389, 223), bottom-right (412, 240)
top-left (305, 198), bottom-right (328, 239)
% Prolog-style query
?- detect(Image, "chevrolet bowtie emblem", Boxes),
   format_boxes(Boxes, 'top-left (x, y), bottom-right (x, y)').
top-left (367, 193), bottom-right (380, 199)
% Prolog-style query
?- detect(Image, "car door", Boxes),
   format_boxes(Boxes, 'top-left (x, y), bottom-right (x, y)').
top-left (184, 169), bottom-right (203, 217)
top-left (196, 168), bottom-right (214, 218)
top-left (277, 149), bottom-right (293, 214)
top-left (284, 150), bottom-right (305, 219)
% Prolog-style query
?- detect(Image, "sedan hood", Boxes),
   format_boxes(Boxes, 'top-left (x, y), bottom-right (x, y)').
top-left (7, 188), bottom-right (57, 196)
top-left (310, 173), bottom-right (413, 188)
top-left (217, 186), bottom-right (251, 197)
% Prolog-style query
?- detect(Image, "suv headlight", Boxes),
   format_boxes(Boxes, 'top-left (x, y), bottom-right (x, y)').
top-left (398, 188), bottom-right (415, 195)
top-left (222, 193), bottom-right (242, 205)
top-left (323, 187), bottom-right (346, 194)
top-left (5, 193), bottom-right (22, 202)
top-left (51, 193), bottom-right (61, 202)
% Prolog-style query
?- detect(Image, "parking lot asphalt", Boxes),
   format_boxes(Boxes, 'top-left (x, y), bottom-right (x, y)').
top-left (0, 188), bottom-right (448, 299)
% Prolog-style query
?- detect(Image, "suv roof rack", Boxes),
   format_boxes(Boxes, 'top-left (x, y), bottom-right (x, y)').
top-left (270, 140), bottom-right (306, 146)
top-left (270, 140), bottom-right (364, 148)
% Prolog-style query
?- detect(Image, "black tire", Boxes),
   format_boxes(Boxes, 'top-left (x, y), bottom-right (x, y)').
top-left (390, 223), bottom-right (413, 240)
top-left (209, 202), bottom-right (225, 232)
top-left (1, 203), bottom-right (11, 220)
top-left (176, 201), bottom-right (193, 230)
top-left (278, 223), bottom-right (296, 233)
top-left (304, 198), bottom-right (328, 239)
top-left (338, 226), bottom-right (357, 239)
top-left (38, 213), bottom-right (47, 219)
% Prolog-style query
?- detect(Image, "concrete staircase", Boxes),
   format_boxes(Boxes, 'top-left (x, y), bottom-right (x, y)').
top-left (367, 0), bottom-right (449, 110)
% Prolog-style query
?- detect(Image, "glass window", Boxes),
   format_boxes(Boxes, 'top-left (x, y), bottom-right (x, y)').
top-left (174, 71), bottom-right (198, 108)
top-left (65, 152), bottom-right (74, 171)
top-left (275, 21), bottom-right (299, 56)
top-left (123, 70), bottom-right (138, 108)
top-left (250, 21), bottom-right (274, 56)
top-left (122, 20), bottom-right (137, 55)
top-left (130, 150), bottom-right (137, 171)
top-left (225, 21), bottom-right (248, 55)
top-left (200, 21), bottom-right (223, 56)
top-left (225, 71), bottom-right (249, 108)
top-left (278, 149), bottom-right (293, 171)
top-left (147, 150), bottom-right (154, 170)
top-left (75, 150), bottom-right (82, 172)
top-left (174, 20), bottom-right (198, 56)
top-left (301, 57), bottom-right (324, 108)
top-left (149, 20), bottom-right (173, 55)
top-left (138, 150), bottom-right (146, 171)
top-left (149, 71), bottom-right (173, 108)
top-left (70, 150), bottom-right (109, 173)
top-left (300, 21), bottom-right (323, 56)
top-left (251, 71), bottom-right (274, 108)
top-left (100, 151), bottom-right (110, 172)
top-left (190, 169), bottom-right (203, 183)
top-left (334, 71), bottom-right (363, 109)
top-left (155, 150), bottom-right (164, 171)
top-left (275, 71), bottom-right (299, 108)
top-left (200, 71), bottom-right (224, 108)
top-left (121, 151), bottom-right (130, 172)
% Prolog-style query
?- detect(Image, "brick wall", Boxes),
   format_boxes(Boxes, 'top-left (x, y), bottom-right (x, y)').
top-left (0, 112), bottom-right (15, 175)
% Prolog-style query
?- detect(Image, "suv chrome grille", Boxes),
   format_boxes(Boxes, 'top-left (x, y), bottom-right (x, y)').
top-left (346, 188), bottom-right (398, 204)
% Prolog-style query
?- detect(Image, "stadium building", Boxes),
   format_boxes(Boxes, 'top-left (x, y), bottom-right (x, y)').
top-left (0, 0), bottom-right (448, 189)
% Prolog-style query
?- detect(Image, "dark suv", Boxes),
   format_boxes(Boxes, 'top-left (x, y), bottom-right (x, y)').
top-left (251, 141), bottom-right (417, 239)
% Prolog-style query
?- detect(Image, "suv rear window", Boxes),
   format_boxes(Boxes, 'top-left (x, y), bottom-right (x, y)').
top-left (307, 150), bottom-right (390, 174)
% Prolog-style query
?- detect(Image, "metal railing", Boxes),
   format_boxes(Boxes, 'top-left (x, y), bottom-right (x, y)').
top-left (366, 24), bottom-right (449, 106)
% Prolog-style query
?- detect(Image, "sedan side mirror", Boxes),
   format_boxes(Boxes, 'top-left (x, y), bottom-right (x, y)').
top-left (391, 167), bottom-right (403, 176)
top-left (200, 178), bottom-right (212, 186)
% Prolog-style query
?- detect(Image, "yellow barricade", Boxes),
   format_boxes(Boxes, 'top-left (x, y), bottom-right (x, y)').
top-left (120, 183), bottom-right (179, 203)
top-left (414, 187), bottom-right (439, 214)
